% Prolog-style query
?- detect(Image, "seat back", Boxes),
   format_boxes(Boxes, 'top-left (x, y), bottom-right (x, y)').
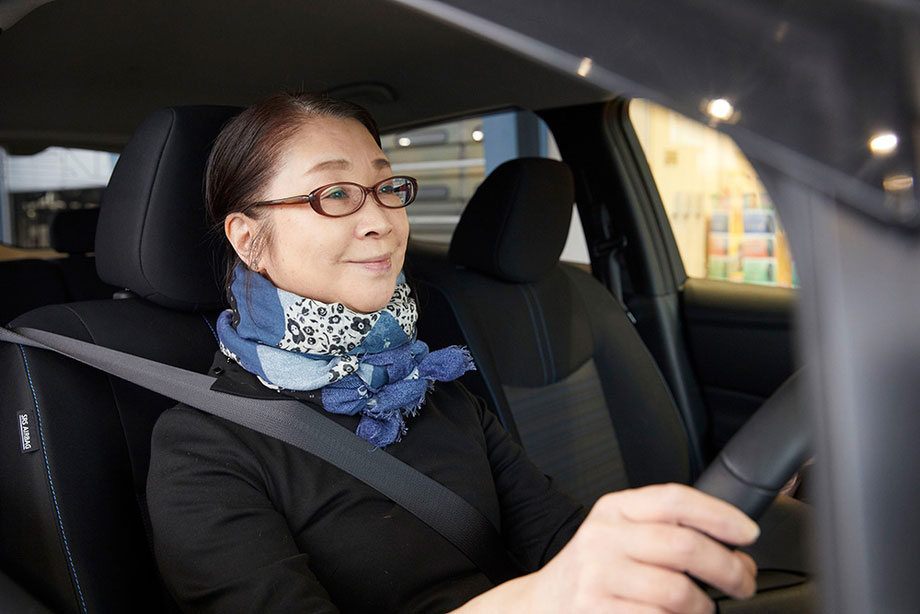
top-left (412, 158), bottom-right (691, 507)
top-left (0, 208), bottom-right (116, 325)
top-left (0, 106), bottom-right (240, 613)
top-left (48, 207), bottom-right (119, 302)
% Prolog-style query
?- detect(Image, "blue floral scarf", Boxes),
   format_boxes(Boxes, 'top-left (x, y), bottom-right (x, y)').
top-left (216, 263), bottom-right (475, 447)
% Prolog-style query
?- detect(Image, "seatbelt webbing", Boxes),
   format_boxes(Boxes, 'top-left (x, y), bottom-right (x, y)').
top-left (1, 326), bottom-right (521, 585)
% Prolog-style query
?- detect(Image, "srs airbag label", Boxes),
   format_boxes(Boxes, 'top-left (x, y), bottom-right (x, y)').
top-left (18, 411), bottom-right (39, 454)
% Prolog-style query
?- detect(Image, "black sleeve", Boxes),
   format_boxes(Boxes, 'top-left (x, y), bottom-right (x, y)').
top-left (146, 405), bottom-right (339, 614)
top-left (469, 391), bottom-right (588, 571)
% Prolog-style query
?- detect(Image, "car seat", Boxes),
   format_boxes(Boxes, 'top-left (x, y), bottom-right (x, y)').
top-left (0, 106), bottom-right (240, 613)
top-left (411, 159), bottom-right (692, 507)
top-left (47, 208), bottom-right (118, 302)
top-left (409, 157), bottom-right (813, 610)
top-left (0, 207), bottom-right (116, 325)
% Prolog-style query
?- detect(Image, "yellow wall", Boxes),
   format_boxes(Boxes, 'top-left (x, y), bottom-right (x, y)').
top-left (629, 100), bottom-right (795, 287)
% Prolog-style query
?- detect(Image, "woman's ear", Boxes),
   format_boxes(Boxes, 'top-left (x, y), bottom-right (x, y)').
top-left (224, 213), bottom-right (261, 271)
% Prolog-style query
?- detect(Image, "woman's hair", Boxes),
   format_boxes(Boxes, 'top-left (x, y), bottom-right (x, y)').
top-left (205, 91), bottom-right (381, 293)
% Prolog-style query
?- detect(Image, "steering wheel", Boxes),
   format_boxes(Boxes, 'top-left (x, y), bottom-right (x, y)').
top-left (694, 370), bottom-right (811, 521)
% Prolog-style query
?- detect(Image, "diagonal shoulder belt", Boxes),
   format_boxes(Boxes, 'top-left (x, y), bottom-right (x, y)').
top-left (1, 325), bottom-right (522, 585)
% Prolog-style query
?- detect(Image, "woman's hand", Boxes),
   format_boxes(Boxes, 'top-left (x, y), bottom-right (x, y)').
top-left (459, 483), bottom-right (760, 614)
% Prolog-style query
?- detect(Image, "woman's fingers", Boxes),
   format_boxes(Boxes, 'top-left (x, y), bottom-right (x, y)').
top-left (597, 484), bottom-right (761, 547)
top-left (616, 523), bottom-right (756, 599)
top-left (737, 550), bottom-right (757, 579)
top-left (604, 556), bottom-right (715, 613)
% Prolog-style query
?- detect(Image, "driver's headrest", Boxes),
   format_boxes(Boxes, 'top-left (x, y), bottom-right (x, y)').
top-left (96, 106), bottom-right (242, 311)
top-left (449, 158), bottom-right (575, 283)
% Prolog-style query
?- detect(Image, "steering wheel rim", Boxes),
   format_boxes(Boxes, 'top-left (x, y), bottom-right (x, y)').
top-left (693, 370), bottom-right (811, 521)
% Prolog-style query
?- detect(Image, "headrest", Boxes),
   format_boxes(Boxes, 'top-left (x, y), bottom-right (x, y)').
top-left (96, 106), bottom-right (242, 311)
top-left (449, 158), bottom-right (574, 283)
top-left (50, 207), bottom-right (99, 255)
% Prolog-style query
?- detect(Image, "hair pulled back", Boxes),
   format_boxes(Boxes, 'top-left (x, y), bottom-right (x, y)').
top-left (205, 92), bottom-right (381, 290)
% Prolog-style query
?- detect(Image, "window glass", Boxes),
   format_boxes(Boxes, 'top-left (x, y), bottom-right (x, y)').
top-left (381, 111), bottom-right (589, 264)
top-left (629, 99), bottom-right (797, 287)
top-left (0, 146), bottom-right (118, 259)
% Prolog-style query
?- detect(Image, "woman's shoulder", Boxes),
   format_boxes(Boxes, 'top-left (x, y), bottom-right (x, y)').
top-left (425, 379), bottom-right (487, 421)
top-left (150, 398), bottom-right (291, 474)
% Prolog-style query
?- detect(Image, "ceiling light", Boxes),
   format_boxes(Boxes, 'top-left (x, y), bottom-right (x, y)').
top-left (883, 174), bottom-right (914, 192)
top-left (471, 129), bottom-right (484, 142)
top-left (577, 57), bottom-right (592, 77)
top-left (706, 98), bottom-right (735, 121)
top-left (869, 132), bottom-right (898, 156)
top-left (397, 137), bottom-right (412, 147)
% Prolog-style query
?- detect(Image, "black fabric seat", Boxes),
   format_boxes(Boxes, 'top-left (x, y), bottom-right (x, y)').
top-left (412, 158), bottom-right (692, 507)
top-left (0, 106), bottom-right (241, 613)
top-left (410, 157), bottom-right (812, 610)
top-left (48, 208), bottom-right (119, 302)
top-left (0, 208), bottom-right (117, 326)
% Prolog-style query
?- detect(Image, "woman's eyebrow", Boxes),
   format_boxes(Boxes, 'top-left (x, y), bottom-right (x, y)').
top-left (304, 158), bottom-right (391, 175)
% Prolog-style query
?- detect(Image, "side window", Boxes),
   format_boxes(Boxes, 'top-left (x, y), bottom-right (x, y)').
top-left (380, 110), bottom-right (589, 264)
top-left (0, 146), bottom-right (117, 259)
top-left (629, 99), bottom-right (798, 287)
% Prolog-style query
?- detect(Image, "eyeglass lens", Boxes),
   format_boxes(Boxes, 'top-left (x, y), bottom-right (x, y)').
top-left (317, 177), bottom-right (416, 216)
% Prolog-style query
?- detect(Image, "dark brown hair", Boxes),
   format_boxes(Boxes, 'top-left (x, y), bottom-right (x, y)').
top-left (205, 91), bottom-right (381, 291)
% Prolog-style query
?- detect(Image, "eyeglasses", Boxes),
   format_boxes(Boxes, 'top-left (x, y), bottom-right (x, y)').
top-left (242, 175), bottom-right (418, 218)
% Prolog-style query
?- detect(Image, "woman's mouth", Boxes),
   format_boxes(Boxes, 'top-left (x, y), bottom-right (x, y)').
top-left (350, 255), bottom-right (392, 272)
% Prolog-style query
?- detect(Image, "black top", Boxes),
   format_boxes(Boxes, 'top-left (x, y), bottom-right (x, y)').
top-left (147, 353), bottom-right (586, 613)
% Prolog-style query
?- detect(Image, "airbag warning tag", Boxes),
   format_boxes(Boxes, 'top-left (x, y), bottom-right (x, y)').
top-left (18, 411), bottom-right (39, 454)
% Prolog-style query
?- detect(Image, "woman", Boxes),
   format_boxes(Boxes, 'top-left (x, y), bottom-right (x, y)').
top-left (147, 92), bottom-right (758, 613)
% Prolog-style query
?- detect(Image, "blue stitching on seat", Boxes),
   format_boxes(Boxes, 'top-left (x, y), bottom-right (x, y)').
top-left (17, 344), bottom-right (88, 614)
top-left (200, 313), bottom-right (219, 344)
top-left (517, 285), bottom-right (549, 385)
top-left (527, 284), bottom-right (556, 383)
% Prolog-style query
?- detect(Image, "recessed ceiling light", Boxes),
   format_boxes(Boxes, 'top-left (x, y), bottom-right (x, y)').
top-left (471, 129), bottom-right (484, 142)
top-left (397, 137), bottom-right (412, 147)
top-left (577, 57), bottom-right (592, 77)
top-left (706, 98), bottom-right (735, 121)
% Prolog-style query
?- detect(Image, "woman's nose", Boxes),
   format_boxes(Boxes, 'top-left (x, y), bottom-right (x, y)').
top-left (353, 196), bottom-right (395, 237)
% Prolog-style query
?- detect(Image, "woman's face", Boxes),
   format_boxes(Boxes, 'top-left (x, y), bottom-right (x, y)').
top-left (245, 116), bottom-right (409, 313)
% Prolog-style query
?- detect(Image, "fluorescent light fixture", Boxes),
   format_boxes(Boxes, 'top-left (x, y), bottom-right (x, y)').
top-left (883, 174), bottom-right (913, 191)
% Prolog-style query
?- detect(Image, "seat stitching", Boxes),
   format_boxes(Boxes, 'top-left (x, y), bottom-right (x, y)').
top-left (16, 343), bottom-right (88, 614)
top-left (516, 284), bottom-right (549, 385)
top-left (526, 283), bottom-right (556, 383)
top-left (200, 313), bottom-right (219, 343)
top-left (136, 108), bottom-right (176, 298)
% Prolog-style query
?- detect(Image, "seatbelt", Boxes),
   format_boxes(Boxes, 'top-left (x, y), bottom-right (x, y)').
top-left (1, 326), bottom-right (522, 586)
top-left (590, 234), bottom-right (636, 324)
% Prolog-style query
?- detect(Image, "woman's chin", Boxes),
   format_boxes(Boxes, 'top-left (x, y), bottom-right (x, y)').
top-left (341, 289), bottom-right (396, 314)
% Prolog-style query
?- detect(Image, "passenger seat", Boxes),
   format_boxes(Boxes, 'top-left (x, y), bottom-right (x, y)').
top-left (410, 158), bottom-right (813, 611)
top-left (412, 158), bottom-right (691, 507)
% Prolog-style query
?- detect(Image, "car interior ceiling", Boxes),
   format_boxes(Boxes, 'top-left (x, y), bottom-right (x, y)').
top-left (0, 0), bottom-right (608, 155)
top-left (0, 101), bottom-right (814, 612)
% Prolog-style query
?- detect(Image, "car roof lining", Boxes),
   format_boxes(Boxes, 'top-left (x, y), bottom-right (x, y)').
top-left (0, 0), bottom-right (608, 153)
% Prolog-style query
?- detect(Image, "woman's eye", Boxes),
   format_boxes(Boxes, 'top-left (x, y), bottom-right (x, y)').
top-left (321, 186), bottom-right (350, 200)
